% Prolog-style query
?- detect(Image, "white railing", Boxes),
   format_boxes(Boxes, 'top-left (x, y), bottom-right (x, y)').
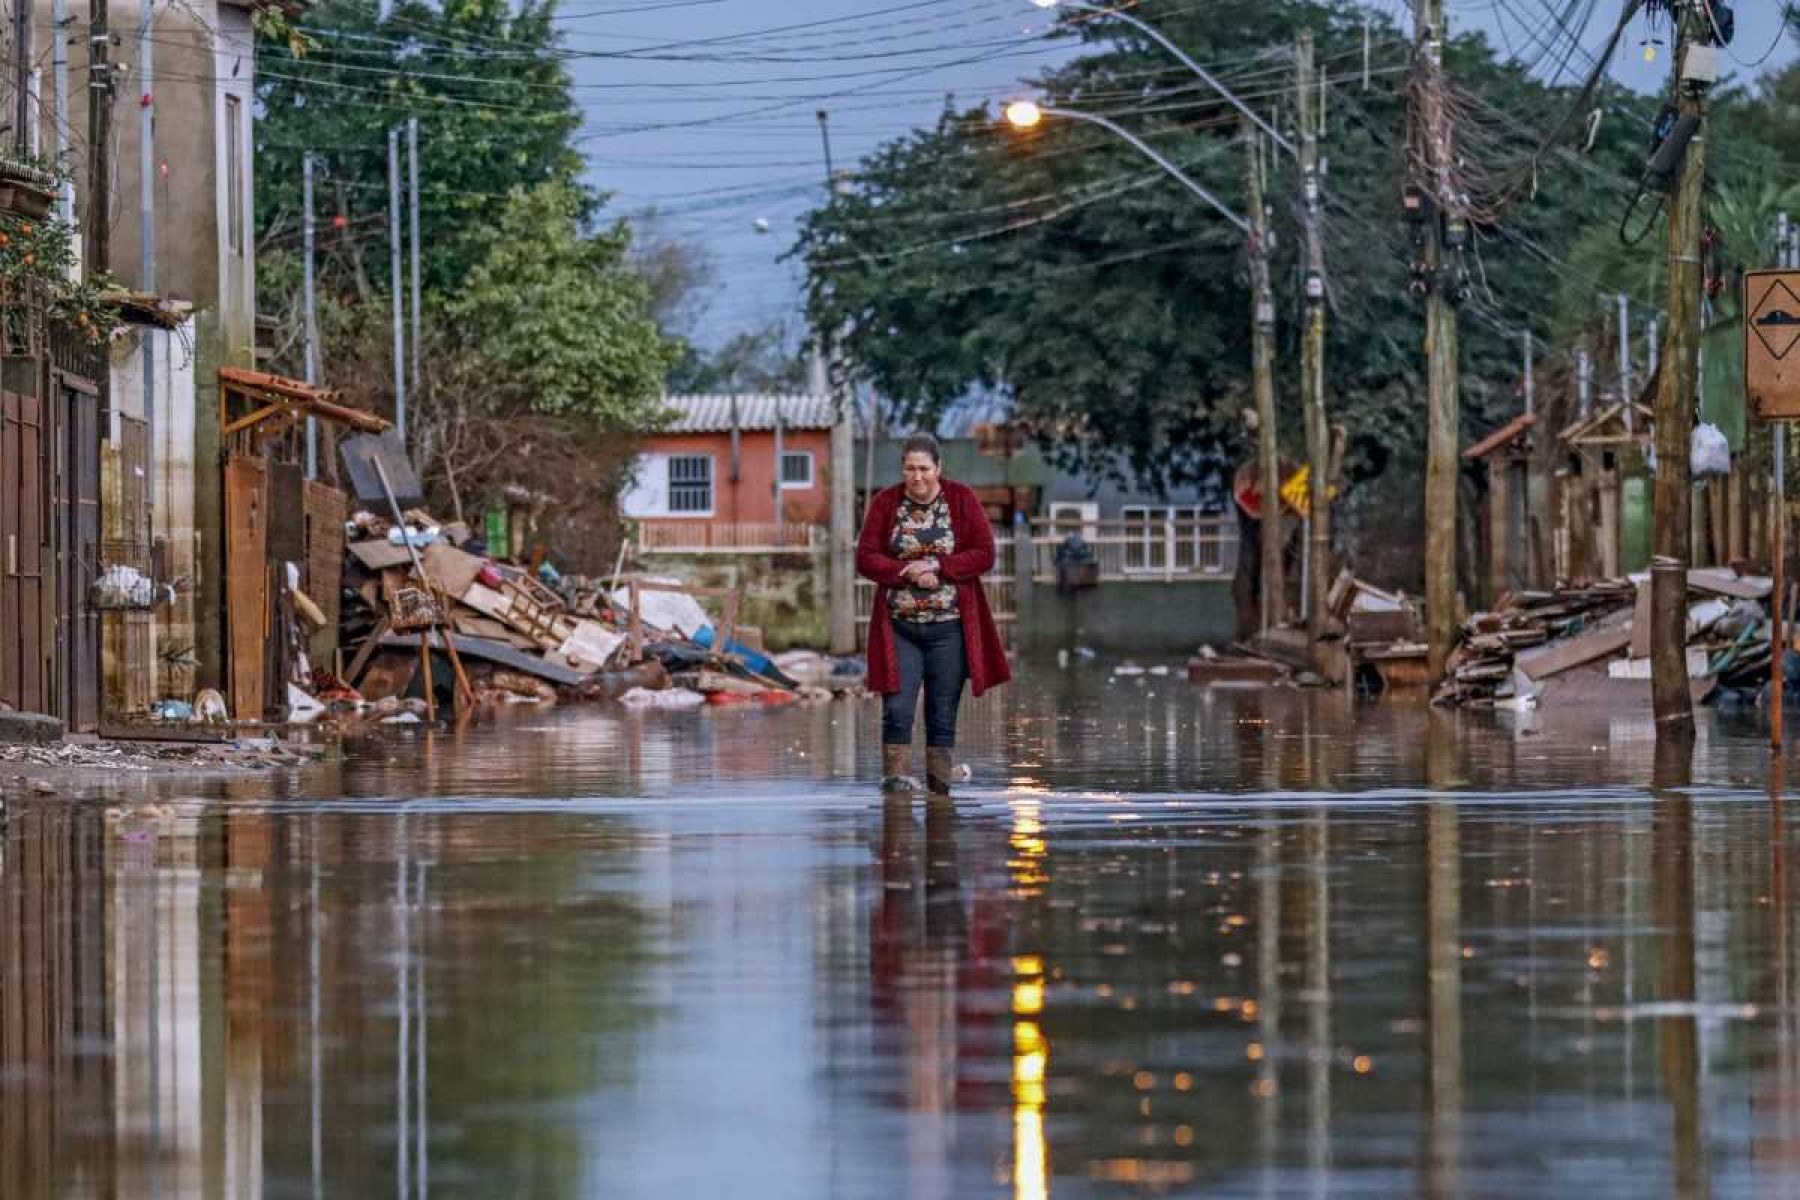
top-left (633, 520), bottom-right (823, 552)
top-left (1028, 517), bottom-right (1237, 581)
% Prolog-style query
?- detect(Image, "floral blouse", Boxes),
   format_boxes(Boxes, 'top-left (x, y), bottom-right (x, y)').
top-left (888, 491), bottom-right (960, 623)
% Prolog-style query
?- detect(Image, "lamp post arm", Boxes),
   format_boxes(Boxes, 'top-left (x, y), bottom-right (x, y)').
top-left (1060, 0), bottom-right (1296, 157)
top-left (1040, 104), bottom-right (1250, 233)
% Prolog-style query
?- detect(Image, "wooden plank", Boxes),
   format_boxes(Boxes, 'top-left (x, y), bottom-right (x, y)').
top-left (1687, 567), bottom-right (1772, 600)
top-left (378, 631), bottom-right (591, 686)
top-left (347, 538), bottom-right (415, 572)
top-left (1515, 624), bottom-right (1634, 681)
top-left (225, 457), bottom-right (269, 721)
top-left (419, 541), bottom-right (487, 600)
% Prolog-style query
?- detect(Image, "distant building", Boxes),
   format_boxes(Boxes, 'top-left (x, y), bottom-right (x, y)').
top-left (624, 394), bottom-right (834, 545)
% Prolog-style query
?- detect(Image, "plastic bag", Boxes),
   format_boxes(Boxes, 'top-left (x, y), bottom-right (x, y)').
top-left (1691, 422), bottom-right (1731, 478)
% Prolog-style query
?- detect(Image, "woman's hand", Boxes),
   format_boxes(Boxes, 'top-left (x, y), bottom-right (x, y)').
top-left (914, 571), bottom-right (940, 590)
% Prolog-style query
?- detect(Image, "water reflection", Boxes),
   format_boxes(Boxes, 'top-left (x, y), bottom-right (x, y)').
top-left (4, 673), bottom-right (1800, 1195)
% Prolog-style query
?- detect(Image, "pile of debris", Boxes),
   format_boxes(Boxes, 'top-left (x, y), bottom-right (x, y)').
top-left (1434, 570), bottom-right (1773, 709)
top-left (337, 509), bottom-right (862, 718)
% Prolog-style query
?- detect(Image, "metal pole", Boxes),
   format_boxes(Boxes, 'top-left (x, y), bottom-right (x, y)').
top-left (389, 128), bottom-right (406, 444)
top-left (1578, 346), bottom-right (1591, 418)
top-left (1522, 331), bottom-right (1534, 416)
top-left (1648, 316), bottom-right (1659, 381)
top-left (303, 152), bottom-right (319, 477)
top-left (1299, 31), bottom-right (1330, 650)
top-left (52, 0), bottom-right (71, 221)
top-left (1040, 104), bottom-right (1248, 232)
top-left (407, 118), bottom-right (421, 414)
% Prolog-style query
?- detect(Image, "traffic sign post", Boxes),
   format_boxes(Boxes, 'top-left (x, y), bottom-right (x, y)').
top-left (1746, 269), bottom-right (1800, 748)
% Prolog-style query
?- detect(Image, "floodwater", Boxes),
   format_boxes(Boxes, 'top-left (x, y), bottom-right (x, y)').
top-left (4, 671), bottom-right (1800, 1198)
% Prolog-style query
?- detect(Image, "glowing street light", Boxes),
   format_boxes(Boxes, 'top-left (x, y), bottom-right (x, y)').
top-left (1000, 98), bottom-right (1248, 233)
top-left (1025, 0), bottom-right (1293, 156)
top-left (1003, 100), bottom-right (1043, 130)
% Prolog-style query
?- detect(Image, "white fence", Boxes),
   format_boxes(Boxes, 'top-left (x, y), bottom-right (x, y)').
top-left (1027, 517), bottom-right (1237, 581)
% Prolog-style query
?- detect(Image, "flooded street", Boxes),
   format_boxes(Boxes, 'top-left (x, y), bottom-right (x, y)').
top-left (6, 670), bottom-right (1800, 1197)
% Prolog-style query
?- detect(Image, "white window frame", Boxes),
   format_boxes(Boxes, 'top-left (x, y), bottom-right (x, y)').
top-left (666, 454), bottom-right (714, 516)
top-left (779, 450), bottom-right (814, 489)
top-left (1121, 505), bottom-right (1202, 573)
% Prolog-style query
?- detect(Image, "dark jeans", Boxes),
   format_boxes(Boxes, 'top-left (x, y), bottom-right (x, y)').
top-left (883, 619), bottom-right (968, 748)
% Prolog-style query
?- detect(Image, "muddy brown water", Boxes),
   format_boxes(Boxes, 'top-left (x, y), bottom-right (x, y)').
top-left (3, 671), bottom-right (1799, 1197)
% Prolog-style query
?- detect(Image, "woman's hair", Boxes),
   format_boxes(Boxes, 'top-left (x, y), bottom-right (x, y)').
top-left (901, 433), bottom-right (941, 465)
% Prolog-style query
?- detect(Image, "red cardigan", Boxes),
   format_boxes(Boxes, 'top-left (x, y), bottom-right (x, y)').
top-left (857, 479), bottom-right (1013, 697)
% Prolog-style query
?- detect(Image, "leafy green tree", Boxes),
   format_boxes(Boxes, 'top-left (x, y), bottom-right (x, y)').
top-left (795, 0), bottom-right (1662, 500)
top-left (446, 181), bottom-right (674, 422)
top-left (256, 0), bottom-right (586, 300)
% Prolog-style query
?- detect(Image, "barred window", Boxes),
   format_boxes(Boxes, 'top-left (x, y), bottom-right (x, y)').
top-left (668, 455), bottom-right (713, 513)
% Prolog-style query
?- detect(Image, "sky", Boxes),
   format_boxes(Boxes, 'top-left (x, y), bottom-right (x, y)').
top-left (556, 0), bottom-right (1796, 349)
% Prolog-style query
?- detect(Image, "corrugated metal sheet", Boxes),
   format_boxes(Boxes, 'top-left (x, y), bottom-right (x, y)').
top-left (659, 393), bottom-right (834, 434)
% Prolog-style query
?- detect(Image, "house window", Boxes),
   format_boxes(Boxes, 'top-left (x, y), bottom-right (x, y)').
top-left (667, 454), bottom-right (713, 514)
top-left (224, 95), bottom-right (244, 255)
top-left (780, 451), bottom-right (813, 488)
top-left (1122, 505), bottom-right (1202, 572)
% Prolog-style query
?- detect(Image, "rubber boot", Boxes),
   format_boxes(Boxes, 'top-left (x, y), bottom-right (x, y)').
top-left (925, 747), bottom-right (954, 797)
top-left (881, 744), bottom-right (916, 793)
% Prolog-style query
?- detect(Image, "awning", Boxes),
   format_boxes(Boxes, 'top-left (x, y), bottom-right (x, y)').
top-left (220, 366), bottom-right (390, 440)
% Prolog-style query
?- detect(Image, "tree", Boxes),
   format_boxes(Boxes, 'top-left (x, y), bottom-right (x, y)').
top-left (256, 0), bottom-right (587, 300)
top-left (446, 181), bottom-right (674, 423)
top-left (794, 0), bottom-right (1662, 536)
top-left (666, 322), bottom-right (810, 394)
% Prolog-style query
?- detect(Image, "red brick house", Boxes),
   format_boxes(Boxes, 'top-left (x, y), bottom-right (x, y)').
top-left (622, 393), bottom-right (835, 548)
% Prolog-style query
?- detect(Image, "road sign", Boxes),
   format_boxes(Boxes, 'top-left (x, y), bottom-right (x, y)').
top-left (1745, 269), bottom-right (1800, 419)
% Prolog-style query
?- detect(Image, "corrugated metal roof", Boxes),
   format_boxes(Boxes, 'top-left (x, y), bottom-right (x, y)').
top-left (660, 393), bottom-right (835, 433)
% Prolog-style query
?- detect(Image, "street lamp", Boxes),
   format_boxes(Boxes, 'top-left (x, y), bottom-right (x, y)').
top-left (1003, 98), bottom-right (1248, 233)
top-left (1028, 0), bottom-right (1294, 158)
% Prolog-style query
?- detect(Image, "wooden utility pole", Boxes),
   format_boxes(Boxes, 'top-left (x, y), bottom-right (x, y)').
top-left (85, 0), bottom-right (110, 275)
top-left (1415, 0), bottom-right (1460, 683)
top-left (1245, 118), bottom-right (1283, 634)
top-left (1650, 3), bottom-right (1711, 733)
top-left (1298, 31), bottom-right (1330, 647)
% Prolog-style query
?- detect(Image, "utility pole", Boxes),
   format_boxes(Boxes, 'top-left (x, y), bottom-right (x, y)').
top-left (303, 152), bottom-right (319, 477)
top-left (138, 0), bottom-right (154, 519)
top-left (1650, 2), bottom-right (1711, 733)
top-left (407, 118), bottom-right (421, 415)
top-left (1245, 118), bottom-right (1283, 635)
top-left (388, 127), bottom-right (406, 445)
top-left (1617, 292), bottom-right (1633, 419)
top-left (86, 0), bottom-right (111, 276)
top-left (1578, 345), bottom-right (1591, 417)
top-left (1298, 31), bottom-right (1330, 648)
top-left (817, 108), bottom-right (857, 654)
top-left (1414, 0), bottom-right (1461, 683)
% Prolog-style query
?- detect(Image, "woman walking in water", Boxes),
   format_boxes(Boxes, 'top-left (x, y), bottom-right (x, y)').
top-left (857, 433), bottom-right (1012, 795)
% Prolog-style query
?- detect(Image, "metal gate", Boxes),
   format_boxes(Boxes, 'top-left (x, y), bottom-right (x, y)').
top-left (53, 373), bottom-right (99, 732)
top-left (0, 387), bottom-right (47, 714)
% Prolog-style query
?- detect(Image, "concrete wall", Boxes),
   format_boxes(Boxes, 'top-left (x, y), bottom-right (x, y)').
top-left (111, 316), bottom-right (198, 699)
top-left (1014, 578), bottom-right (1238, 658)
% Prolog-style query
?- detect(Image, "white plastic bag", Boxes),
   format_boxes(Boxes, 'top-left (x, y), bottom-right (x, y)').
top-left (1691, 422), bottom-right (1731, 478)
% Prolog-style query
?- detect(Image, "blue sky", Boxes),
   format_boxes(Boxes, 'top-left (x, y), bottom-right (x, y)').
top-left (560, 1), bottom-right (1794, 348)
